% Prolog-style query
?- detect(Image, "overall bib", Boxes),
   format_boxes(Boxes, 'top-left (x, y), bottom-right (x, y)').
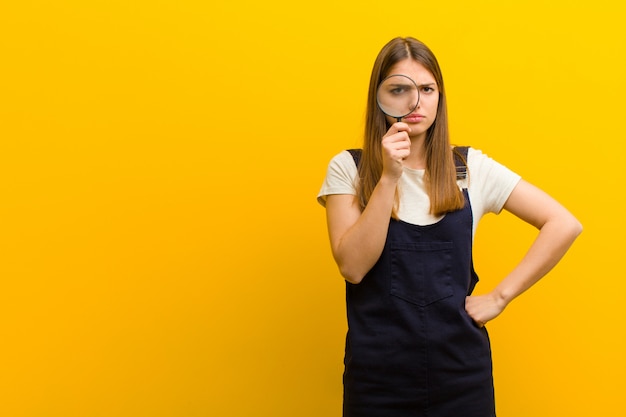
top-left (343, 148), bottom-right (495, 417)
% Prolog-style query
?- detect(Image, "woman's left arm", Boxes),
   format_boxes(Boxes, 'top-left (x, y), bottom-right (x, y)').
top-left (465, 179), bottom-right (583, 327)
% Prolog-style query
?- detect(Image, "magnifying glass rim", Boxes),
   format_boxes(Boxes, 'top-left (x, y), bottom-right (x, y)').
top-left (376, 74), bottom-right (420, 119)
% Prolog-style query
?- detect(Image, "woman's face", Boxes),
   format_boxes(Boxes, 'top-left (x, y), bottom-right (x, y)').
top-left (382, 59), bottom-right (439, 138)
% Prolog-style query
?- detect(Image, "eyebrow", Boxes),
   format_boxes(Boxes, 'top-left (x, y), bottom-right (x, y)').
top-left (387, 82), bottom-right (414, 87)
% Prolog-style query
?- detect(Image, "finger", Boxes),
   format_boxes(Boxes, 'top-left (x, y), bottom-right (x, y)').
top-left (385, 122), bottom-right (411, 137)
top-left (382, 136), bottom-right (411, 152)
top-left (392, 122), bottom-right (410, 132)
top-left (383, 131), bottom-right (409, 143)
top-left (390, 123), bottom-right (411, 138)
top-left (386, 140), bottom-right (411, 157)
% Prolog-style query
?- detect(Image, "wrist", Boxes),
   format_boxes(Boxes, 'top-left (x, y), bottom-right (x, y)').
top-left (379, 171), bottom-right (402, 186)
top-left (492, 286), bottom-right (514, 308)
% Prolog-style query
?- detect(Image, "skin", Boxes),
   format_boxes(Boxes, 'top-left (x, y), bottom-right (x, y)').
top-left (325, 58), bottom-right (582, 327)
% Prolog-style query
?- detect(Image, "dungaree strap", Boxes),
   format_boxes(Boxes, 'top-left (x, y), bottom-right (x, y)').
top-left (453, 146), bottom-right (469, 180)
top-left (347, 149), bottom-right (362, 167)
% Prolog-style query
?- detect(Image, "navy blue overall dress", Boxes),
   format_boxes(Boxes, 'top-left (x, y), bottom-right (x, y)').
top-left (343, 148), bottom-right (495, 417)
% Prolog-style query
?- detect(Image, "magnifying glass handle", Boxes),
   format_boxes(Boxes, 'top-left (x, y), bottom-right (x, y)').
top-left (396, 117), bottom-right (402, 122)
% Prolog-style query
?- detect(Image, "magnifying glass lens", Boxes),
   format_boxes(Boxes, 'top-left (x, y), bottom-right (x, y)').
top-left (376, 75), bottom-right (420, 121)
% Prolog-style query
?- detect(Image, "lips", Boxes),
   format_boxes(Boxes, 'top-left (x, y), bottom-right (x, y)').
top-left (403, 114), bottom-right (425, 122)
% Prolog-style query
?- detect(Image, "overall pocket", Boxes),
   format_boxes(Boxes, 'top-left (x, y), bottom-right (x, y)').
top-left (390, 241), bottom-right (454, 307)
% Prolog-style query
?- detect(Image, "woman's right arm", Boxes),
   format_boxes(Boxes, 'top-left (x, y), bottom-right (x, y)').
top-left (325, 123), bottom-right (411, 284)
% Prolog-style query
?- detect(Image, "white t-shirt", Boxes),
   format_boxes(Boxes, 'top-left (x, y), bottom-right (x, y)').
top-left (317, 147), bottom-right (521, 238)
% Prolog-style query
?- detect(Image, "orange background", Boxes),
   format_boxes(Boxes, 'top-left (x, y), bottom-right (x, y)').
top-left (0, 1), bottom-right (624, 416)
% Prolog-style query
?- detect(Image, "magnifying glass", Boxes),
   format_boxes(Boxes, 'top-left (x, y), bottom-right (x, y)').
top-left (376, 74), bottom-right (420, 122)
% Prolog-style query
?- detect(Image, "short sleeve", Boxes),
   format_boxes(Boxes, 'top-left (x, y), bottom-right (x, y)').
top-left (317, 150), bottom-right (359, 207)
top-left (467, 148), bottom-right (522, 217)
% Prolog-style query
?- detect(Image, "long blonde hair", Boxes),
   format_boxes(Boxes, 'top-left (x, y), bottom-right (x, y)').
top-left (357, 37), bottom-right (464, 216)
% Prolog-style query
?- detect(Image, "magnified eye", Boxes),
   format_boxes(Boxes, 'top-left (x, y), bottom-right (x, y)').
top-left (389, 85), bottom-right (412, 95)
top-left (390, 87), bottom-right (407, 95)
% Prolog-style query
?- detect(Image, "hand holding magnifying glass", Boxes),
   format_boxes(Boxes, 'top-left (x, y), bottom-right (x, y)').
top-left (376, 74), bottom-right (420, 122)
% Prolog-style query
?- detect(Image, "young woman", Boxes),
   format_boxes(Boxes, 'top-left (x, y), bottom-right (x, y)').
top-left (317, 37), bottom-right (582, 417)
